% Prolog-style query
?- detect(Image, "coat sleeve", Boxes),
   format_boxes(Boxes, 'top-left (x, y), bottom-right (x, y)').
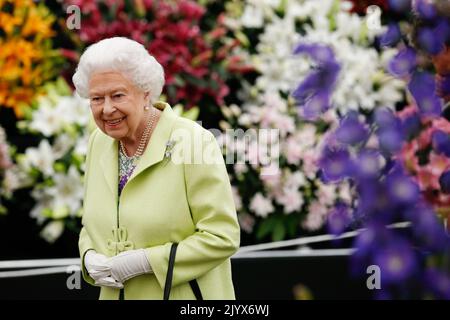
top-left (146, 129), bottom-right (241, 288)
top-left (78, 128), bottom-right (99, 286)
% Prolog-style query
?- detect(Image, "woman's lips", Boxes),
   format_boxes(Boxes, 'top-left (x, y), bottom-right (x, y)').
top-left (105, 117), bottom-right (126, 128)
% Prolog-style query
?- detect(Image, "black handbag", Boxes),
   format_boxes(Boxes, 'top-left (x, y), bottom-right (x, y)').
top-left (163, 243), bottom-right (203, 300)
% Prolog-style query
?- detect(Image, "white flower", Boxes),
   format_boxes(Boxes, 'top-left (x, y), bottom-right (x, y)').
top-left (48, 166), bottom-right (84, 217)
top-left (52, 133), bottom-right (75, 159)
top-left (250, 192), bottom-right (274, 218)
top-left (302, 210), bottom-right (325, 231)
top-left (241, 4), bottom-right (264, 28)
top-left (29, 100), bottom-right (64, 137)
top-left (275, 187), bottom-right (304, 214)
top-left (74, 131), bottom-right (89, 157)
top-left (234, 163), bottom-right (248, 175)
top-left (285, 171), bottom-right (306, 190)
top-left (338, 181), bottom-right (353, 204)
top-left (40, 220), bottom-right (65, 243)
top-left (55, 95), bottom-right (90, 127)
top-left (23, 140), bottom-right (55, 177)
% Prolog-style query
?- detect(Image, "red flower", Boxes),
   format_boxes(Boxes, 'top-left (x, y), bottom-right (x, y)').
top-left (348, 0), bottom-right (389, 14)
top-left (65, 0), bottom-right (246, 109)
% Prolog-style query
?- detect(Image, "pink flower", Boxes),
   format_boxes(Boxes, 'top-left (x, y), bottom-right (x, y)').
top-left (317, 184), bottom-right (337, 206)
top-left (284, 136), bottom-right (303, 165)
top-left (302, 201), bottom-right (328, 231)
top-left (249, 193), bottom-right (274, 218)
top-left (397, 105), bottom-right (419, 120)
top-left (275, 188), bottom-right (304, 214)
top-left (301, 149), bottom-right (319, 178)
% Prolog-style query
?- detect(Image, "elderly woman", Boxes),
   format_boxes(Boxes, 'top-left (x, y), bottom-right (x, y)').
top-left (73, 37), bottom-right (240, 300)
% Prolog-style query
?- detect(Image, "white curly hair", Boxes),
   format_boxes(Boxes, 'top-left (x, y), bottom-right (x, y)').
top-left (72, 37), bottom-right (165, 103)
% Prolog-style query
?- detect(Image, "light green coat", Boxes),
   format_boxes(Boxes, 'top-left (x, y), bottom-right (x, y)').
top-left (79, 102), bottom-right (240, 300)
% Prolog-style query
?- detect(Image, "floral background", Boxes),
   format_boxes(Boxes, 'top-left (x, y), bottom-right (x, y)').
top-left (0, 0), bottom-right (449, 299)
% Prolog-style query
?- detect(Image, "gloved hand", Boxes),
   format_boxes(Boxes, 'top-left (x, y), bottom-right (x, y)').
top-left (109, 249), bottom-right (152, 284)
top-left (84, 249), bottom-right (123, 288)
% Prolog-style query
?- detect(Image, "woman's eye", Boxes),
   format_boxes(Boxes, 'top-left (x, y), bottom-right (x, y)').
top-left (114, 94), bottom-right (124, 98)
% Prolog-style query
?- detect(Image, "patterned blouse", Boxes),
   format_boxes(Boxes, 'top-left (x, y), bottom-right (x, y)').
top-left (118, 146), bottom-right (140, 196)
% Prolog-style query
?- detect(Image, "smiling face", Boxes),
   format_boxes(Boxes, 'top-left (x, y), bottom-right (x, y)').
top-left (88, 71), bottom-right (149, 142)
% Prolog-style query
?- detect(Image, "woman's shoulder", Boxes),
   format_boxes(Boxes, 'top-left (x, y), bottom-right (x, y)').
top-left (172, 115), bottom-right (216, 140)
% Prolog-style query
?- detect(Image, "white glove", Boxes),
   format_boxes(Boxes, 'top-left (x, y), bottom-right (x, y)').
top-left (84, 250), bottom-right (123, 288)
top-left (109, 249), bottom-right (152, 283)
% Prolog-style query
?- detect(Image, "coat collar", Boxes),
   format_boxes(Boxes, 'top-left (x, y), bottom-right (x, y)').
top-left (99, 102), bottom-right (178, 197)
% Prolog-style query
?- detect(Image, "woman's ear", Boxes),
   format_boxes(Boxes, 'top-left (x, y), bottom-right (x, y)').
top-left (144, 91), bottom-right (151, 103)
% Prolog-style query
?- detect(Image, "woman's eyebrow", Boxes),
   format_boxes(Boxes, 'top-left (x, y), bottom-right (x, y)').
top-left (111, 87), bottom-right (128, 93)
top-left (89, 87), bottom-right (128, 97)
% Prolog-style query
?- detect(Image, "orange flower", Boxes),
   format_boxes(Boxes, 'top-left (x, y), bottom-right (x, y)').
top-left (0, 11), bottom-right (22, 35)
top-left (0, 0), bottom-right (61, 117)
top-left (21, 5), bottom-right (55, 38)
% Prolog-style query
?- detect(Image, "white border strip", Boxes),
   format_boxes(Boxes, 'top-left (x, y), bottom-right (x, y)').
top-left (233, 248), bottom-right (355, 259)
top-left (0, 258), bottom-right (80, 270)
top-left (0, 266), bottom-right (71, 279)
top-left (0, 222), bottom-right (410, 277)
top-left (238, 221), bottom-right (411, 253)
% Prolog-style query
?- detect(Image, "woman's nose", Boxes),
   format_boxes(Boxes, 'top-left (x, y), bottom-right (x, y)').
top-left (102, 97), bottom-right (116, 115)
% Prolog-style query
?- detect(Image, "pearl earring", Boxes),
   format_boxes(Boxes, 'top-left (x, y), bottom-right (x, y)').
top-left (144, 106), bottom-right (150, 110)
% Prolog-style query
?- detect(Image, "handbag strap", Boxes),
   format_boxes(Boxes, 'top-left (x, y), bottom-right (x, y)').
top-left (189, 279), bottom-right (203, 300)
top-left (163, 243), bottom-right (204, 300)
top-left (163, 243), bottom-right (178, 300)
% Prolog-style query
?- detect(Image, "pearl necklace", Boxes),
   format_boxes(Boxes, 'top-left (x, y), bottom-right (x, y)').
top-left (119, 107), bottom-right (157, 159)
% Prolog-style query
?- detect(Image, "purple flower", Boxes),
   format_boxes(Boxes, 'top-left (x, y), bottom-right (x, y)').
top-left (335, 111), bottom-right (369, 146)
top-left (293, 43), bottom-right (341, 118)
top-left (432, 130), bottom-right (450, 157)
top-left (385, 170), bottom-right (420, 205)
top-left (388, 0), bottom-right (412, 13)
top-left (417, 26), bottom-right (447, 55)
top-left (355, 149), bottom-right (384, 179)
top-left (294, 43), bottom-right (335, 64)
top-left (373, 239), bottom-right (417, 285)
top-left (355, 180), bottom-right (395, 223)
top-left (380, 23), bottom-right (402, 48)
top-left (437, 74), bottom-right (450, 98)
top-left (327, 202), bottom-right (352, 235)
top-left (318, 147), bottom-right (353, 183)
top-left (413, 0), bottom-right (438, 21)
top-left (373, 107), bottom-right (399, 129)
top-left (439, 170), bottom-right (450, 193)
top-left (408, 71), bottom-right (443, 117)
top-left (377, 126), bottom-right (404, 154)
top-left (401, 112), bottom-right (422, 139)
top-left (407, 204), bottom-right (449, 251)
top-left (425, 268), bottom-right (450, 299)
top-left (388, 47), bottom-right (417, 77)
top-left (301, 92), bottom-right (332, 121)
top-left (292, 62), bottom-right (340, 103)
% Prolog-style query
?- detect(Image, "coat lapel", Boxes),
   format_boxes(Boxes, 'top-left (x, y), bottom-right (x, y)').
top-left (100, 137), bottom-right (119, 198)
top-left (99, 102), bottom-right (178, 197)
top-left (130, 102), bottom-right (178, 180)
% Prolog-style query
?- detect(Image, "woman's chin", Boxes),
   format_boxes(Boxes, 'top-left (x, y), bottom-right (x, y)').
top-left (103, 127), bottom-right (126, 140)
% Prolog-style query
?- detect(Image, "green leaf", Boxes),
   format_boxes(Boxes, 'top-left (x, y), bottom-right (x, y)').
top-left (287, 216), bottom-right (298, 238)
top-left (256, 216), bottom-right (276, 240)
top-left (272, 221), bottom-right (286, 242)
